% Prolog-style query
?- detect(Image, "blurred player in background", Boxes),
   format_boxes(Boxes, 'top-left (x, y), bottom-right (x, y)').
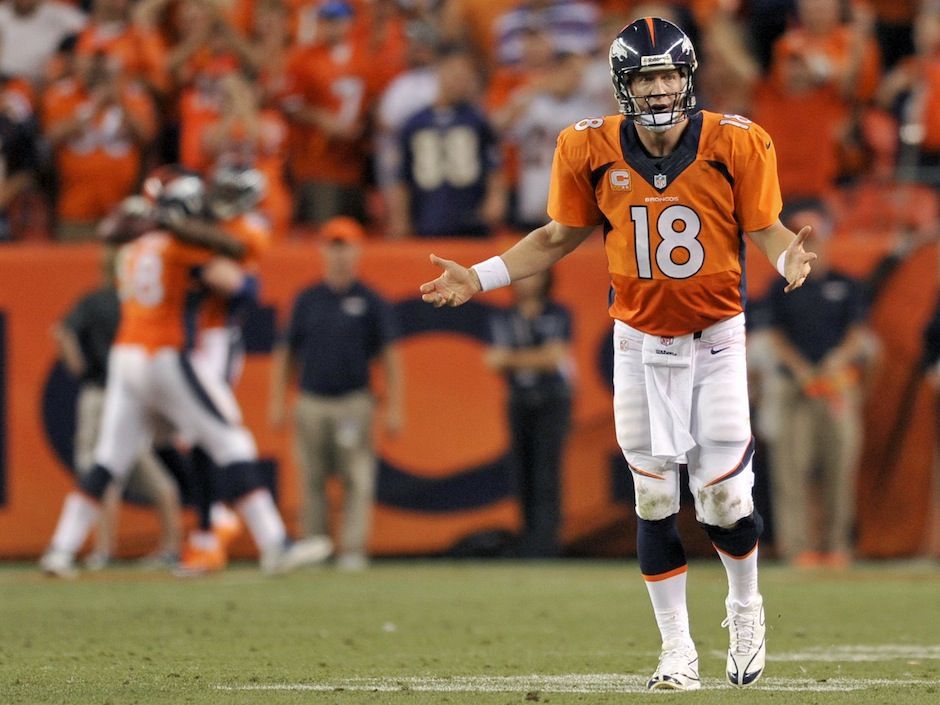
top-left (420, 17), bottom-right (816, 690)
top-left (54, 245), bottom-right (183, 569)
top-left (40, 171), bottom-right (329, 578)
top-left (175, 163), bottom-right (275, 576)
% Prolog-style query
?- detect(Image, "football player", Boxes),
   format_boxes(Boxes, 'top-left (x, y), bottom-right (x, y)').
top-left (40, 171), bottom-right (329, 578)
top-left (419, 17), bottom-right (816, 690)
top-left (176, 164), bottom-right (291, 575)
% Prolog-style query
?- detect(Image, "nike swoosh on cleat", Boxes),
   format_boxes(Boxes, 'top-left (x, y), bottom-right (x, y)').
top-left (710, 347), bottom-right (729, 355)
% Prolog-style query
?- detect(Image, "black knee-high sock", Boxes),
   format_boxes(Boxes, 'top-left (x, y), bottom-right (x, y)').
top-left (191, 447), bottom-right (215, 532)
top-left (153, 444), bottom-right (193, 504)
top-left (701, 512), bottom-right (763, 558)
top-left (638, 514), bottom-right (687, 578)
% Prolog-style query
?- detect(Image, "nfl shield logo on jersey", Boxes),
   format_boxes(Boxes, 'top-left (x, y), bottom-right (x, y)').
top-left (660, 336), bottom-right (674, 346)
top-left (654, 173), bottom-right (667, 189)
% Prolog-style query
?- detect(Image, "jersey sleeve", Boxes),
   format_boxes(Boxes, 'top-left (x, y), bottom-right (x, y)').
top-left (732, 122), bottom-right (783, 233)
top-left (229, 214), bottom-right (272, 262)
top-left (546, 126), bottom-right (604, 228)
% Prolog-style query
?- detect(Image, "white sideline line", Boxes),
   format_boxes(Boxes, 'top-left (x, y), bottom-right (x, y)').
top-left (215, 675), bottom-right (938, 694)
top-left (768, 645), bottom-right (940, 662)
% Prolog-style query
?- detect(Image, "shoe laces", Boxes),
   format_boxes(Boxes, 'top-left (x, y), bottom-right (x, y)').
top-left (722, 604), bottom-right (760, 654)
top-left (658, 639), bottom-right (697, 669)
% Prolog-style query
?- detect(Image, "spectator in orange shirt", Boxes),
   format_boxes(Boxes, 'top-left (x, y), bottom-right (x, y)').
top-left (43, 50), bottom-right (157, 241)
top-left (281, 0), bottom-right (379, 225)
top-left (166, 0), bottom-right (259, 92)
top-left (878, 5), bottom-right (940, 187)
top-left (75, 0), bottom-right (169, 95)
top-left (201, 72), bottom-right (292, 240)
top-left (440, 0), bottom-right (517, 71)
top-left (753, 0), bottom-right (881, 204)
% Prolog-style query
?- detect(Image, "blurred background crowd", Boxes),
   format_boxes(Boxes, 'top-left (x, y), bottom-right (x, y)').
top-left (0, 0), bottom-right (938, 245)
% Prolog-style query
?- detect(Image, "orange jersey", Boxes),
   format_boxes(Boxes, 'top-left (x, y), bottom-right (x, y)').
top-left (282, 41), bottom-right (378, 184)
top-left (547, 111), bottom-right (782, 336)
top-left (42, 79), bottom-right (157, 220)
top-left (76, 23), bottom-right (169, 93)
top-left (114, 231), bottom-right (219, 353)
top-left (199, 213), bottom-right (272, 330)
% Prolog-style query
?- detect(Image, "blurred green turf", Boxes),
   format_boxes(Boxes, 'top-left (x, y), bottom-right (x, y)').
top-left (1, 560), bottom-right (938, 704)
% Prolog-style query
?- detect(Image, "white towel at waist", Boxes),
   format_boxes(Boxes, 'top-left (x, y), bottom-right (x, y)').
top-left (641, 332), bottom-right (696, 459)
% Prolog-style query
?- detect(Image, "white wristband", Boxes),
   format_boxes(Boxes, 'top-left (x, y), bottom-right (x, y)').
top-left (776, 250), bottom-right (787, 278)
top-left (471, 256), bottom-right (511, 292)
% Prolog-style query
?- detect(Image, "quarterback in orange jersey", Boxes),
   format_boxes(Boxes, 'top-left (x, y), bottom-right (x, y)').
top-left (420, 18), bottom-right (817, 691)
top-left (40, 172), bottom-right (330, 579)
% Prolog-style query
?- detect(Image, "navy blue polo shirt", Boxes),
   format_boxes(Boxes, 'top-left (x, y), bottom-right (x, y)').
top-left (63, 285), bottom-right (120, 386)
top-left (767, 269), bottom-right (866, 363)
top-left (398, 102), bottom-right (500, 237)
top-left (285, 281), bottom-right (399, 396)
top-left (489, 301), bottom-right (573, 398)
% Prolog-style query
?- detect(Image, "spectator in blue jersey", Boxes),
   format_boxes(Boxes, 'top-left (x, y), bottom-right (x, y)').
top-left (387, 44), bottom-right (506, 239)
top-left (485, 268), bottom-right (573, 557)
top-left (269, 216), bottom-right (405, 570)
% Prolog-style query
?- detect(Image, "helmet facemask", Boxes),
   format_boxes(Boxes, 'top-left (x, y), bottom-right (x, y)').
top-left (207, 167), bottom-right (266, 221)
top-left (613, 65), bottom-right (695, 133)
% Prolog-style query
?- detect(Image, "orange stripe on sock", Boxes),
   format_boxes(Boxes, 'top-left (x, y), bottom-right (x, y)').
top-left (645, 17), bottom-right (656, 45)
top-left (643, 564), bottom-right (688, 582)
top-left (713, 540), bottom-right (759, 561)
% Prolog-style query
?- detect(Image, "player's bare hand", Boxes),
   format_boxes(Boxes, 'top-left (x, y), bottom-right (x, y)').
top-left (783, 226), bottom-right (817, 293)
top-left (419, 254), bottom-right (481, 308)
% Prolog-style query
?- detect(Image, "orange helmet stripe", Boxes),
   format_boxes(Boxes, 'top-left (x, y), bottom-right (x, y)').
top-left (645, 17), bottom-right (656, 45)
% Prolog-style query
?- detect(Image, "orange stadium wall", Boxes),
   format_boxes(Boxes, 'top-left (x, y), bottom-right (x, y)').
top-left (0, 237), bottom-right (935, 560)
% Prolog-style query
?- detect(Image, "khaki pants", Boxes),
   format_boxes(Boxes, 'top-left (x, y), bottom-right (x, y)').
top-left (769, 375), bottom-right (863, 558)
top-left (75, 384), bottom-right (174, 499)
top-left (294, 391), bottom-right (375, 556)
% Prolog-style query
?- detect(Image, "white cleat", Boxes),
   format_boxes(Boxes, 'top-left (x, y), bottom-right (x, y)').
top-left (39, 549), bottom-right (78, 579)
top-left (647, 639), bottom-right (701, 691)
top-left (261, 535), bottom-right (334, 575)
top-left (723, 596), bottom-right (766, 687)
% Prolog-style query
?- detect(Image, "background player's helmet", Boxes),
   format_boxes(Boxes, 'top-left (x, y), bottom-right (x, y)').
top-left (206, 165), bottom-right (267, 220)
top-left (609, 17), bottom-right (697, 132)
top-left (155, 172), bottom-right (206, 220)
top-left (142, 164), bottom-right (191, 203)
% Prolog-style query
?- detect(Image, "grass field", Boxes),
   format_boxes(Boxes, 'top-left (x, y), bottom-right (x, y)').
top-left (1, 559), bottom-right (938, 704)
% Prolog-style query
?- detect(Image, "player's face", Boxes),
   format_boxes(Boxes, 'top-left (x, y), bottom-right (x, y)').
top-left (626, 68), bottom-right (687, 129)
top-left (629, 69), bottom-right (684, 103)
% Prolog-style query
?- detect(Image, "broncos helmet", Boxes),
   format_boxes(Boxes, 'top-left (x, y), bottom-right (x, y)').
top-left (207, 165), bottom-right (267, 220)
top-left (609, 17), bottom-right (697, 132)
top-left (154, 171), bottom-right (206, 220)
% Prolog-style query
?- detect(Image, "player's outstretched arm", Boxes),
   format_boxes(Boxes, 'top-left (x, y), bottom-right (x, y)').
top-left (747, 220), bottom-right (817, 293)
top-left (156, 210), bottom-right (248, 260)
top-left (419, 220), bottom-right (595, 307)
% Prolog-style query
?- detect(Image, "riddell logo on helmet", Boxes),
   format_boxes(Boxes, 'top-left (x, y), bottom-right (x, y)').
top-left (641, 53), bottom-right (672, 67)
